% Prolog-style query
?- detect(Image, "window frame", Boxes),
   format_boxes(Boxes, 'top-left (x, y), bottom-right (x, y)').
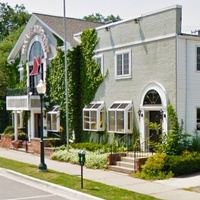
top-left (197, 108), bottom-right (200, 131)
top-left (83, 101), bottom-right (105, 131)
top-left (197, 47), bottom-right (200, 71)
top-left (115, 49), bottom-right (131, 79)
top-left (94, 54), bottom-right (104, 75)
top-left (46, 106), bottom-right (60, 132)
top-left (108, 101), bottom-right (132, 133)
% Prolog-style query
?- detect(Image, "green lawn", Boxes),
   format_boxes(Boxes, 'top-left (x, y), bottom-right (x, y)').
top-left (0, 157), bottom-right (159, 200)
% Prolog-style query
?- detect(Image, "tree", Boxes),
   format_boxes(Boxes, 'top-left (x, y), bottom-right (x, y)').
top-left (0, 3), bottom-right (30, 41)
top-left (83, 13), bottom-right (121, 23)
top-left (0, 3), bottom-right (30, 132)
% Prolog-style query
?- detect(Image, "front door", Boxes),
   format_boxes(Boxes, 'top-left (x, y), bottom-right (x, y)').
top-left (149, 111), bottom-right (162, 143)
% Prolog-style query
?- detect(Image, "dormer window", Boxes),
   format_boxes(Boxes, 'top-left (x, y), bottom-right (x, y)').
top-left (83, 101), bottom-right (105, 131)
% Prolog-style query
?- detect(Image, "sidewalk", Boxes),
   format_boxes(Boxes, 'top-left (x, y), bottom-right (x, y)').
top-left (0, 147), bottom-right (200, 200)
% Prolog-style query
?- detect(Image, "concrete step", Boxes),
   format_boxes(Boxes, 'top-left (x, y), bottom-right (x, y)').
top-left (116, 161), bottom-right (134, 168)
top-left (108, 165), bottom-right (134, 174)
top-left (121, 156), bottom-right (135, 163)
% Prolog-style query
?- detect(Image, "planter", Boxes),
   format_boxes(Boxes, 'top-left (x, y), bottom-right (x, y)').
top-left (0, 135), bottom-right (13, 148)
top-left (12, 141), bottom-right (22, 149)
top-left (107, 153), bottom-right (126, 165)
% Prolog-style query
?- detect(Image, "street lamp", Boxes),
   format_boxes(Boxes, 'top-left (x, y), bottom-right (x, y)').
top-left (36, 79), bottom-right (47, 171)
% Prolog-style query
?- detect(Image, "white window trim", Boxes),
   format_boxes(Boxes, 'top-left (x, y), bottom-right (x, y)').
top-left (94, 54), bottom-right (104, 75)
top-left (115, 49), bottom-right (131, 79)
top-left (46, 106), bottom-right (60, 132)
top-left (83, 101), bottom-right (105, 131)
top-left (108, 101), bottom-right (132, 133)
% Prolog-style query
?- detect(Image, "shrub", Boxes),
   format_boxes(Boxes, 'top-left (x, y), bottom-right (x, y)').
top-left (164, 151), bottom-right (200, 176)
top-left (136, 153), bottom-right (173, 180)
top-left (3, 126), bottom-right (14, 136)
top-left (51, 148), bottom-right (108, 169)
top-left (71, 142), bottom-right (110, 153)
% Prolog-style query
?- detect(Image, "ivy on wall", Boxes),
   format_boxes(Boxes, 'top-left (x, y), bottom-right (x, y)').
top-left (48, 28), bottom-right (105, 143)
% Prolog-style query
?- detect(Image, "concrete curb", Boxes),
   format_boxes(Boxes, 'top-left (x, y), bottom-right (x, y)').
top-left (1, 168), bottom-right (104, 200)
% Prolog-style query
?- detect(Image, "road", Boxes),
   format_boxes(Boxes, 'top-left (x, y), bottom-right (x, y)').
top-left (0, 168), bottom-right (81, 200)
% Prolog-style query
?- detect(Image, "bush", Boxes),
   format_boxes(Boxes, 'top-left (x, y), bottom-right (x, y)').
top-left (50, 148), bottom-right (108, 169)
top-left (164, 151), bottom-right (200, 176)
top-left (71, 142), bottom-right (110, 153)
top-left (3, 126), bottom-right (14, 136)
top-left (136, 153), bottom-right (173, 180)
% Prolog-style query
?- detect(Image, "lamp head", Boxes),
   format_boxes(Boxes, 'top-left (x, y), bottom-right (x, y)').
top-left (36, 79), bottom-right (46, 95)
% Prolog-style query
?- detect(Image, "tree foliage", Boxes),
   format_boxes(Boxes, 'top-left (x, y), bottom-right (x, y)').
top-left (0, 3), bottom-right (30, 132)
top-left (0, 3), bottom-right (30, 41)
top-left (83, 13), bottom-right (121, 23)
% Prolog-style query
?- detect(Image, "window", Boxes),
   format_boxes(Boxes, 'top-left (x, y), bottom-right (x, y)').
top-left (12, 111), bottom-right (23, 128)
top-left (197, 108), bottom-right (200, 130)
top-left (143, 90), bottom-right (162, 105)
top-left (108, 101), bottom-right (132, 133)
top-left (28, 41), bottom-right (44, 95)
top-left (47, 106), bottom-right (60, 132)
top-left (94, 54), bottom-right (104, 75)
top-left (197, 47), bottom-right (200, 71)
top-left (83, 101), bottom-right (105, 131)
top-left (115, 50), bottom-right (131, 79)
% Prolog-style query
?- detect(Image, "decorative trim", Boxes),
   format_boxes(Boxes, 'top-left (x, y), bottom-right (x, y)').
top-left (22, 25), bottom-right (49, 55)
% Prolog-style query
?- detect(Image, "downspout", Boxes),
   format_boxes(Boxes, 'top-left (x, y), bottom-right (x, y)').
top-left (185, 39), bottom-right (188, 131)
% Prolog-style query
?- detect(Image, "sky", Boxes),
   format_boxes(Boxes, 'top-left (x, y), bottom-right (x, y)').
top-left (1, 0), bottom-right (200, 33)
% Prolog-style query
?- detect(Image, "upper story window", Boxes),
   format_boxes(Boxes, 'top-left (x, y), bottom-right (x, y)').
top-left (83, 101), bottom-right (105, 131)
top-left (115, 49), bottom-right (131, 79)
top-left (197, 47), bottom-right (200, 71)
top-left (28, 41), bottom-right (44, 94)
top-left (29, 41), bottom-right (44, 61)
top-left (94, 54), bottom-right (104, 75)
top-left (108, 101), bottom-right (132, 133)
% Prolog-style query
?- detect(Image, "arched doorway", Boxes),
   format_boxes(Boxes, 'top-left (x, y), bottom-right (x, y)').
top-left (139, 83), bottom-right (168, 151)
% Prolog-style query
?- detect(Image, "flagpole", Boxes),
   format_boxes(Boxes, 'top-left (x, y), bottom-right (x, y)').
top-left (63, 0), bottom-right (69, 151)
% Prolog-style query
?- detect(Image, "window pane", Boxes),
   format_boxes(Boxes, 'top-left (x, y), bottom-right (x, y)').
top-left (143, 89), bottom-right (162, 105)
top-left (52, 114), bottom-right (57, 130)
top-left (109, 111), bottom-right (115, 131)
top-left (83, 111), bottom-right (90, 129)
top-left (117, 55), bottom-right (122, 75)
top-left (117, 111), bottom-right (124, 132)
top-left (47, 114), bottom-right (51, 130)
top-left (123, 53), bottom-right (129, 74)
top-left (197, 108), bottom-right (200, 130)
top-left (86, 103), bottom-right (94, 108)
top-left (197, 47), bottom-right (200, 71)
top-left (92, 103), bottom-right (101, 109)
top-left (119, 103), bottom-right (129, 109)
top-left (91, 111), bottom-right (97, 129)
top-left (128, 109), bottom-right (132, 132)
top-left (110, 103), bottom-right (120, 109)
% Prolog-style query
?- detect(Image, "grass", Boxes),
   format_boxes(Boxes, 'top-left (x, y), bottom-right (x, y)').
top-left (0, 157), bottom-right (158, 200)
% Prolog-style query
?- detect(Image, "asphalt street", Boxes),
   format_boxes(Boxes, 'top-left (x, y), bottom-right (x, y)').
top-left (0, 168), bottom-right (89, 200)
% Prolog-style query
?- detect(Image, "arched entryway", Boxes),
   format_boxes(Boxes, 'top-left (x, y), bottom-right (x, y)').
top-left (138, 83), bottom-right (168, 151)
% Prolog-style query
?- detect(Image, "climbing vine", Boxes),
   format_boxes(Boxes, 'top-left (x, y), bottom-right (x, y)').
top-left (48, 29), bottom-right (105, 143)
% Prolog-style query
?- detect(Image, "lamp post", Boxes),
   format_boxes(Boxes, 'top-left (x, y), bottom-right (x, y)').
top-left (36, 79), bottom-right (47, 171)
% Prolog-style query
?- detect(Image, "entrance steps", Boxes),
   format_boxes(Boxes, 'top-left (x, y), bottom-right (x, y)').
top-left (108, 152), bottom-right (151, 174)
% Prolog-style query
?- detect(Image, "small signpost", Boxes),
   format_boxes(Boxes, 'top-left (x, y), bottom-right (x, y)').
top-left (78, 150), bottom-right (86, 189)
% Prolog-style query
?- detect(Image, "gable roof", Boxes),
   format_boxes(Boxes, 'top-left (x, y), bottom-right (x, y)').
top-left (8, 13), bottom-right (103, 61)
